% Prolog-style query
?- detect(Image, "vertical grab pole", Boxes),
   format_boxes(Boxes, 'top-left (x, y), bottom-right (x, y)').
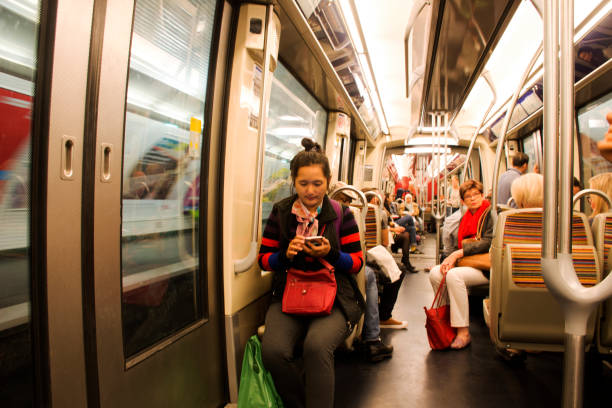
top-left (430, 112), bottom-right (446, 263)
top-left (559, 0), bottom-right (583, 406)
top-left (461, 71), bottom-right (496, 185)
top-left (542, 0), bottom-right (558, 260)
top-left (558, 0), bottom-right (574, 256)
top-left (443, 112), bottom-right (448, 215)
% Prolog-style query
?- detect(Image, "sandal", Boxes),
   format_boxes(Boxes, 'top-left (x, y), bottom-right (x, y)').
top-left (450, 334), bottom-right (471, 349)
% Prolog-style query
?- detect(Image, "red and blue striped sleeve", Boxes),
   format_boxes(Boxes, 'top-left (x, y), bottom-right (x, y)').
top-left (258, 205), bottom-right (287, 272)
top-left (325, 206), bottom-right (363, 274)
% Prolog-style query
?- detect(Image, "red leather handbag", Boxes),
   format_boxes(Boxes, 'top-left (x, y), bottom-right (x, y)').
top-left (282, 258), bottom-right (337, 316)
top-left (424, 274), bottom-right (457, 349)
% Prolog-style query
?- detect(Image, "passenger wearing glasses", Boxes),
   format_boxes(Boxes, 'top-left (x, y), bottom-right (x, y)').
top-left (428, 180), bottom-right (493, 349)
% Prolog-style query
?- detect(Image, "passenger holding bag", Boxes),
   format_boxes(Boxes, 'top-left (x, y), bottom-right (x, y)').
top-left (428, 180), bottom-right (493, 350)
top-left (258, 138), bottom-right (365, 408)
top-left (456, 206), bottom-right (491, 271)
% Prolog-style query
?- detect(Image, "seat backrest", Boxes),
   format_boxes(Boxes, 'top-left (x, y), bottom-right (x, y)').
top-left (508, 244), bottom-right (599, 288)
top-left (343, 205), bottom-right (366, 350)
top-left (494, 209), bottom-right (593, 248)
top-left (364, 204), bottom-right (380, 250)
top-left (592, 213), bottom-right (612, 273)
top-left (489, 208), bottom-right (600, 350)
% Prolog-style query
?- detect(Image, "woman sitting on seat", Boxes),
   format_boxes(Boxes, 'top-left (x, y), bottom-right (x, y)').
top-left (588, 172), bottom-right (612, 220)
top-left (429, 179), bottom-right (493, 349)
top-left (510, 173), bottom-right (544, 208)
top-left (258, 138), bottom-right (364, 408)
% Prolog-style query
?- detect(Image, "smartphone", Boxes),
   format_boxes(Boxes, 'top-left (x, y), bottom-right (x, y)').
top-left (305, 236), bottom-right (324, 245)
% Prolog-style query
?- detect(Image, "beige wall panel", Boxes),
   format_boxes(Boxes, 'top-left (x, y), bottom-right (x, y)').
top-left (223, 4), bottom-right (275, 315)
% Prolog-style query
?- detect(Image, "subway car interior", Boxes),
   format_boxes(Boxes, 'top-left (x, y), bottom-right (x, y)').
top-left (2, 0), bottom-right (612, 406)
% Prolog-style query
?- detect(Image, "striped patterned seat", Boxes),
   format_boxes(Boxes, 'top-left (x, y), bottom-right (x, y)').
top-left (509, 244), bottom-right (598, 288)
top-left (593, 214), bottom-right (612, 272)
top-left (489, 208), bottom-right (600, 349)
top-left (605, 217), bottom-right (612, 271)
top-left (364, 205), bottom-right (379, 250)
top-left (502, 210), bottom-right (591, 247)
top-left (593, 213), bottom-right (612, 352)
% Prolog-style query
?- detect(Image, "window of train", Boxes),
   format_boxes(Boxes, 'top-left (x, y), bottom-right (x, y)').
top-left (120, 0), bottom-right (217, 358)
top-left (261, 62), bottom-right (328, 228)
top-left (522, 130), bottom-right (540, 173)
top-left (0, 0), bottom-right (40, 404)
top-left (577, 90), bottom-right (612, 186)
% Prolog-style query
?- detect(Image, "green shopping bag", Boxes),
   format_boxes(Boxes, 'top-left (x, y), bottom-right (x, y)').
top-left (237, 335), bottom-right (284, 408)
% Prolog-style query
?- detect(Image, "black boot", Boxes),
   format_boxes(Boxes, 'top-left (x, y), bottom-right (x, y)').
top-left (366, 339), bottom-right (393, 362)
top-left (401, 258), bottom-right (417, 273)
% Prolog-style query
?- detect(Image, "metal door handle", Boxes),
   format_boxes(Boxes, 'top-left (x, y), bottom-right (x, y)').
top-left (101, 143), bottom-right (112, 182)
top-left (61, 135), bottom-right (76, 180)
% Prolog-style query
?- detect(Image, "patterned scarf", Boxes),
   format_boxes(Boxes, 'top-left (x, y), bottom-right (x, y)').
top-left (292, 198), bottom-right (321, 237)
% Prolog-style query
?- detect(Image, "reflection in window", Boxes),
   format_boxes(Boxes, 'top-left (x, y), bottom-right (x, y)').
top-left (121, 0), bottom-right (217, 358)
top-left (577, 90), bottom-right (612, 184)
top-left (0, 0), bottom-right (40, 404)
top-left (261, 63), bottom-right (328, 227)
top-left (522, 131), bottom-right (538, 173)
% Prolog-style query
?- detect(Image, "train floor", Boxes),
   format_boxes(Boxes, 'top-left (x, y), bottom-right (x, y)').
top-left (335, 233), bottom-right (612, 408)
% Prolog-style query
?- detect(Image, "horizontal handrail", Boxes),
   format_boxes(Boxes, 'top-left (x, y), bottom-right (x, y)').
top-left (363, 191), bottom-right (383, 210)
top-left (572, 189), bottom-right (612, 209)
top-left (329, 186), bottom-right (368, 234)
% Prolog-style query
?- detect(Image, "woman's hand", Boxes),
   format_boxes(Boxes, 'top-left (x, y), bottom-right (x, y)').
top-left (440, 249), bottom-right (463, 274)
top-left (303, 237), bottom-right (331, 258)
top-left (286, 235), bottom-right (305, 260)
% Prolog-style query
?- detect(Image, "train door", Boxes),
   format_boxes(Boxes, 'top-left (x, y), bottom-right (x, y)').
top-left (82, 0), bottom-right (229, 406)
top-left (0, 0), bottom-right (61, 406)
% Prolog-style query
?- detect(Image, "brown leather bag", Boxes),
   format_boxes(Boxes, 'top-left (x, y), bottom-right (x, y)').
top-left (456, 207), bottom-right (491, 271)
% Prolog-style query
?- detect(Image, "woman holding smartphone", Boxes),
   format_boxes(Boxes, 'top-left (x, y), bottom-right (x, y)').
top-left (258, 138), bottom-right (364, 408)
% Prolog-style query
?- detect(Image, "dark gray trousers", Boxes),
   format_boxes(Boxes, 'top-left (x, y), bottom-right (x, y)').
top-left (261, 302), bottom-right (349, 408)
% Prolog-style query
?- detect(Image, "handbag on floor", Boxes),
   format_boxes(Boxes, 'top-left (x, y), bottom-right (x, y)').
top-left (238, 335), bottom-right (284, 408)
top-left (424, 274), bottom-right (457, 350)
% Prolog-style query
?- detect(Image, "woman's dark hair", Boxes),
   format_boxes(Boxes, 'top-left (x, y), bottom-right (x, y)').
top-left (459, 179), bottom-right (484, 200)
top-left (290, 138), bottom-right (331, 181)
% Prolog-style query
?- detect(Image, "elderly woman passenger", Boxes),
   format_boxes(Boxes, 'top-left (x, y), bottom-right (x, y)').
top-left (429, 180), bottom-right (493, 349)
top-left (510, 173), bottom-right (544, 208)
top-left (588, 172), bottom-right (612, 220)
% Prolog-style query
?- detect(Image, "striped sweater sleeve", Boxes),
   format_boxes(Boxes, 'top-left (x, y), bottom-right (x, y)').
top-left (324, 206), bottom-right (364, 274)
top-left (258, 205), bottom-right (287, 272)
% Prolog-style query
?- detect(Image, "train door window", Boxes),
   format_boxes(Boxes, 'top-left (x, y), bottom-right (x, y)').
top-left (577, 90), bottom-right (612, 183)
top-left (261, 62), bottom-right (327, 227)
top-left (0, 0), bottom-right (41, 404)
top-left (522, 130), bottom-right (539, 173)
top-left (120, 0), bottom-right (217, 357)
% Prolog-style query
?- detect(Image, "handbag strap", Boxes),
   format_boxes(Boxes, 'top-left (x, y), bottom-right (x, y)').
top-left (317, 198), bottom-right (342, 273)
top-left (475, 206), bottom-right (491, 239)
top-left (312, 224), bottom-right (334, 272)
top-left (329, 198), bottom-right (342, 244)
top-left (431, 273), bottom-right (447, 308)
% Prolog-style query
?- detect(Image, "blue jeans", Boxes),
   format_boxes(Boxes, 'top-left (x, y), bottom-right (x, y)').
top-left (396, 215), bottom-right (417, 244)
top-left (362, 266), bottom-right (380, 341)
